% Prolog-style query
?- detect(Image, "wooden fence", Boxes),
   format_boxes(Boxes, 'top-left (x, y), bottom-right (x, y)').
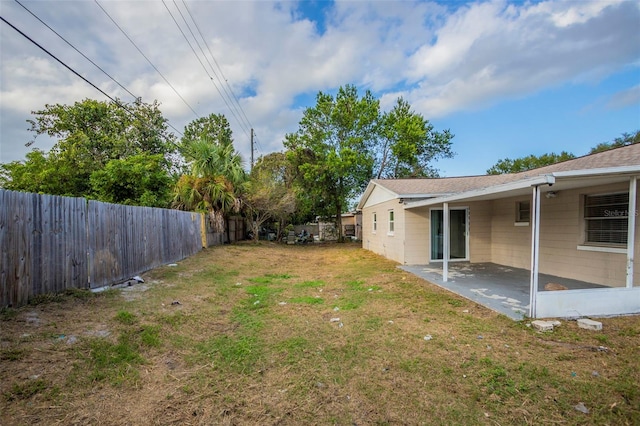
top-left (1, 189), bottom-right (202, 307)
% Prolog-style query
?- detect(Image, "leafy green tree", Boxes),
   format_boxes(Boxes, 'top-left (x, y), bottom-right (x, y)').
top-left (486, 151), bottom-right (576, 175)
top-left (590, 130), bottom-right (639, 154)
top-left (283, 85), bottom-right (454, 237)
top-left (89, 154), bottom-right (173, 207)
top-left (375, 97), bottom-right (454, 178)
top-left (284, 85), bottom-right (379, 241)
top-left (244, 153), bottom-right (297, 241)
top-left (173, 116), bottom-right (246, 235)
top-left (0, 98), bottom-right (176, 201)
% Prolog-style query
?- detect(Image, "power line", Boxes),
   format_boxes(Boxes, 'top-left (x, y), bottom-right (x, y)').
top-left (94, 0), bottom-right (200, 119)
top-left (164, 0), bottom-right (252, 141)
top-left (0, 15), bottom-right (183, 141)
top-left (1, 16), bottom-right (126, 111)
top-left (179, 0), bottom-right (251, 136)
top-left (180, 0), bottom-right (257, 138)
top-left (13, 0), bottom-right (138, 101)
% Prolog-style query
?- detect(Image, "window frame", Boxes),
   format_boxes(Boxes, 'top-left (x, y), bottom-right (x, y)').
top-left (515, 200), bottom-right (531, 226)
top-left (388, 209), bottom-right (395, 235)
top-left (582, 191), bottom-right (629, 247)
top-left (372, 212), bottom-right (377, 233)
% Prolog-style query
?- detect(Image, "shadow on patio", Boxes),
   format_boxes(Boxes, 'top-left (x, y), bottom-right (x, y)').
top-left (400, 263), bottom-right (605, 320)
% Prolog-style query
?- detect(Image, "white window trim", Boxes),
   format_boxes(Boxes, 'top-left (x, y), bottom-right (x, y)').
top-left (583, 191), bottom-right (629, 246)
top-left (387, 209), bottom-right (395, 236)
top-left (372, 212), bottom-right (377, 234)
top-left (577, 245), bottom-right (627, 254)
top-left (515, 200), bottom-right (530, 225)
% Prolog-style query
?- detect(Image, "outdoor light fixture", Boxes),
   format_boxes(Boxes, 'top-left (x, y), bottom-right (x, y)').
top-left (545, 191), bottom-right (558, 199)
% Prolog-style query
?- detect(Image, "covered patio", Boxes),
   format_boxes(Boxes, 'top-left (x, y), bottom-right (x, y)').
top-left (400, 262), bottom-right (606, 320)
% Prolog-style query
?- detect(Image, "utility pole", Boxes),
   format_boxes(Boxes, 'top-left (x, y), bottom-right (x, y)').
top-left (250, 128), bottom-right (254, 172)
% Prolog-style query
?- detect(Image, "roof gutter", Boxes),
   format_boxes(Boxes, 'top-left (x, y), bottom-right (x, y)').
top-left (404, 174), bottom-right (555, 209)
top-left (550, 165), bottom-right (640, 179)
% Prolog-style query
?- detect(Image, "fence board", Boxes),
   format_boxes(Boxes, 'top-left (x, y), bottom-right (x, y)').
top-left (88, 201), bottom-right (201, 288)
top-left (0, 190), bottom-right (88, 307)
top-left (2, 189), bottom-right (203, 306)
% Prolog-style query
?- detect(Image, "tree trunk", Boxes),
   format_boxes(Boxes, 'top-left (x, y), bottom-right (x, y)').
top-left (336, 201), bottom-right (343, 242)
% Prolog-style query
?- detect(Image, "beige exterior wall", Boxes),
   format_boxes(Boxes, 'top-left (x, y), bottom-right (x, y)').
top-left (536, 182), bottom-right (639, 287)
top-left (361, 197), bottom-right (405, 264)
top-left (482, 182), bottom-right (638, 287)
top-left (489, 197), bottom-right (533, 270)
top-left (361, 179), bottom-right (639, 287)
top-left (468, 201), bottom-right (493, 263)
top-left (404, 207), bottom-right (430, 265)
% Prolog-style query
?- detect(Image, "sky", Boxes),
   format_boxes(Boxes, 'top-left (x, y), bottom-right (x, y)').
top-left (1, 0), bottom-right (639, 177)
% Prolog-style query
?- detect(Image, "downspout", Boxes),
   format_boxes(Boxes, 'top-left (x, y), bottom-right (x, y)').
top-left (627, 176), bottom-right (637, 288)
top-left (529, 185), bottom-right (541, 318)
top-left (443, 202), bottom-right (450, 282)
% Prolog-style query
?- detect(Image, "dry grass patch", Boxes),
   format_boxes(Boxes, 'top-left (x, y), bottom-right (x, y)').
top-left (1, 242), bottom-right (639, 425)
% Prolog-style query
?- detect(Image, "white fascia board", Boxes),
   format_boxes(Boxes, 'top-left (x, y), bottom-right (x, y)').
top-left (356, 181), bottom-right (379, 211)
top-left (551, 165), bottom-right (640, 179)
top-left (404, 175), bottom-right (555, 209)
top-left (356, 181), bottom-right (400, 210)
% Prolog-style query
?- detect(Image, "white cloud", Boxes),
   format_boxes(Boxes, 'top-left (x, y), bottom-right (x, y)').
top-left (606, 85), bottom-right (640, 110)
top-left (1, 0), bottom-right (638, 165)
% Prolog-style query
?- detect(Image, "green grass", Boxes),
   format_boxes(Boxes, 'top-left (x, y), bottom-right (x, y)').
top-left (2, 243), bottom-right (639, 425)
top-left (289, 296), bottom-right (324, 305)
top-left (294, 279), bottom-right (325, 288)
top-left (115, 310), bottom-right (137, 325)
top-left (2, 379), bottom-right (49, 402)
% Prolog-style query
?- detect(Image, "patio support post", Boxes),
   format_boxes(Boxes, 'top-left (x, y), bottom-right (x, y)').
top-left (627, 176), bottom-right (637, 288)
top-left (443, 202), bottom-right (450, 282)
top-left (529, 185), bottom-right (541, 318)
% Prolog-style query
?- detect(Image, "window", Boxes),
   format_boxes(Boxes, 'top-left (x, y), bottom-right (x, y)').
top-left (388, 210), bottom-right (394, 234)
top-left (584, 192), bottom-right (629, 245)
top-left (516, 201), bottom-right (530, 224)
top-left (372, 212), bottom-right (377, 232)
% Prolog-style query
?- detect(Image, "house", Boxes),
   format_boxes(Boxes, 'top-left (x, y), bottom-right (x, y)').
top-left (357, 144), bottom-right (640, 318)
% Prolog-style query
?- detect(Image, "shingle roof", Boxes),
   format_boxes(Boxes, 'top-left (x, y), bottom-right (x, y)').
top-left (373, 144), bottom-right (640, 197)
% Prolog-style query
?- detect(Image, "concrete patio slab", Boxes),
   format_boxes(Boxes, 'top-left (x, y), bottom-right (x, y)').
top-left (400, 263), bottom-right (605, 320)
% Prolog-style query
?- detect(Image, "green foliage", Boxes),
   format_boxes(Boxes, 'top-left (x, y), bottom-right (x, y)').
top-left (90, 153), bottom-right (173, 207)
top-left (173, 115), bottom-right (246, 233)
top-left (589, 130), bottom-right (639, 154)
top-left (284, 85), bottom-right (379, 238)
top-left (486, 151), bottom-right (576, 174)
top-left (376, 97), bottom-right (454, 178)
top-left (181, 113), bottom-right (233, 149)
top-left (244, 152), bottom-right (298, 240)
top-left (284, 85), bottom-right (454, 233)
top-left (0, 98), bottom-right (176, 204)
top-left (486, 130), bottom-right (639, 175)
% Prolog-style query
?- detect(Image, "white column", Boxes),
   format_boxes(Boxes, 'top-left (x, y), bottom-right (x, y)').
top-left (627, 176), bottom-right (637, 288)
top-left (529, 186), bottom-right (541, 318)
top-left (443, 203), bottom-right (449, 282)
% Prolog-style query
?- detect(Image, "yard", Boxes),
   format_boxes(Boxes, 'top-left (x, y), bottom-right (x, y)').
top-left (1, 242), bottom-right (638, 425)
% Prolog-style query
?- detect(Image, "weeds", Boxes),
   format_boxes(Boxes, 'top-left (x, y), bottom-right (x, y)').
top-left (1, 243), bottom-right (639, 425)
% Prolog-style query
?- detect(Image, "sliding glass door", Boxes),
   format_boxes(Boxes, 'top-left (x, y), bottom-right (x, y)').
top-left (430, 208), bottom-right (468, 261)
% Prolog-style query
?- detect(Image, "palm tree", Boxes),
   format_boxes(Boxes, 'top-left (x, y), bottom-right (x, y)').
top-left (173, 137), bottom-right (246, 235)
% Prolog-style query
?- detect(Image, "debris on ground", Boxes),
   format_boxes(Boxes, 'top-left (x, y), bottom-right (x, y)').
top-left (577, 318), bottom-right (603, 331)
top-left (574, 402), bottom-right (589, 414)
